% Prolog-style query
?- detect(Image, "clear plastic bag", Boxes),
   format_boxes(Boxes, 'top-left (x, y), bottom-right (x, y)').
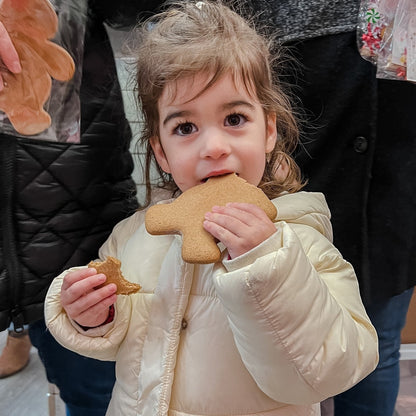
top-left (357, 0), bottom-right (416, 82)
top-left (357, 0), bottom-right (386, 65)
top-left (0, 0), bottom-right (86, 140)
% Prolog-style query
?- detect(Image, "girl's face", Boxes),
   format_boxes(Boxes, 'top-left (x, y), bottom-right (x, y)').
top-left (151, 73), bottom-right (277, 192)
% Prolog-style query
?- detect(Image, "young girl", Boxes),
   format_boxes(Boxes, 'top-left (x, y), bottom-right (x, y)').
top-left (45, 1), bottom-right (378, 415)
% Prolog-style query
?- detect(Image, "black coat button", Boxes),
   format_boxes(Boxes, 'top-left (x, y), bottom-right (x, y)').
top-left (181, 318), bottom-right (188, 330)
top-left (353, 136), bottom-right (368, 153)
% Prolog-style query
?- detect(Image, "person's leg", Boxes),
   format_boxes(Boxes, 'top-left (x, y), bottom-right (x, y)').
top-left (0, 323), bottom-right (31, 378)
top-left (29, 318), bottom-right (115, 416)
top-left (333, 287), bottom-right (414, 416)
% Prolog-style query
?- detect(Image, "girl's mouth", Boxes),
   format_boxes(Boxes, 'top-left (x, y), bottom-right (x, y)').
top-left (201, 171), bottom-right (237, 183)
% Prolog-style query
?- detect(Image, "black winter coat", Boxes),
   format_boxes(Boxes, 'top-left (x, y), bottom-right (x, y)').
top-left (286, 32), bottom-right (416, 304)
top-left (0, 0), bottom-right (155, 331)
top-left (245, 0), bottom-right (416, 304)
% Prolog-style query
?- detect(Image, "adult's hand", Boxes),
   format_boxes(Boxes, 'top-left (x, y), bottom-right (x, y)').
top-left (0, 21), bottom-right (21, 91)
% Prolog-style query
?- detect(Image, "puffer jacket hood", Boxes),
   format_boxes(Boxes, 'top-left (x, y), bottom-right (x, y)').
top-left (46, 191), bottom-right (378, 416)
top-left (273, 191), bottom-right (333, 241)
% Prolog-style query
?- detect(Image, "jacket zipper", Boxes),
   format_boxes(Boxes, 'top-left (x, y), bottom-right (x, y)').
top-left (0, 135), bottom-right (25, 332)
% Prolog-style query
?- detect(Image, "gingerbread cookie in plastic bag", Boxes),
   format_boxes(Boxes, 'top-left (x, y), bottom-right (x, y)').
top-left (0, 0), bottom-right (75, 135)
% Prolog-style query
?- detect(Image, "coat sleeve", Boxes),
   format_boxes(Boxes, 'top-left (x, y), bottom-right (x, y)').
top-left (44, 267), bottom-right (132, 361)
top-left (44, 214), bottom-right (143, 361)
top-left (213, 221), bottom-right (378, 405)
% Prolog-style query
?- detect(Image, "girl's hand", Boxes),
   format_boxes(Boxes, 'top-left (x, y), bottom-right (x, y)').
top-left (60, 268), bottom-right (117, 328)
top-left (0, 21), bottom-right (21, 91)
top-left (203, 202), bottom-right (276, 259)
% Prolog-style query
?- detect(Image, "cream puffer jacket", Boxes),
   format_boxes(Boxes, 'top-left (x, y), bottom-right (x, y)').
top-left (45, 191), bottom-right (378, 416)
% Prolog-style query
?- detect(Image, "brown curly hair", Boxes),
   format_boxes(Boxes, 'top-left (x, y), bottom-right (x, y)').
top-left (131, 0), bottom-right (305, 206)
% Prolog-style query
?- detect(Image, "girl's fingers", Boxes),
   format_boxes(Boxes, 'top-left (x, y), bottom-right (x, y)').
top-left (223, 202), bottom-right (271, 221)
top-left (60, 266), bottom-right (118, 327)
top-left (71, 291), bottom-right (117, 328)
top-left (62, 269), bottom-right (106, 300)
top-left (61, 269), bottom-right (116, 313)
top-left (203, 202), bottom-right (277, 258)
top-left (74, 299), bottom-right (116, 327)
top-left (63, 283), bottom-right (117, 321)
top-left (205, 207), bottom-right (244, 238)
top-left (70, 283), bottom-right (117, 313)
top-left (205, 203), bottom-right (271, 236)
top-left (212, 203), bottom-right (269, 223)
top-left (61, 267), bottom-right (99, 289)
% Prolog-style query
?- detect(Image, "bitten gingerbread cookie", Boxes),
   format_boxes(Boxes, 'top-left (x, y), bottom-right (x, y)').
top-left (145, 173), bottom-right (277, 264)
top-left (0, 0), bottom-right (75, 135)
top-left (88, 256), bottom-right (141, 295)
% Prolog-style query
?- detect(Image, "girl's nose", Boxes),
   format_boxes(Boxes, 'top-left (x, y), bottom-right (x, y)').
top-left (200, 131), bottom-right (231, 159)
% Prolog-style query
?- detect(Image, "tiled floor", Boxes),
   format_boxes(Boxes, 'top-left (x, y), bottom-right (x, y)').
top-left (0, 330), bottom-right (65, 416)
top-left (1, 330), bottom-right (415, 416)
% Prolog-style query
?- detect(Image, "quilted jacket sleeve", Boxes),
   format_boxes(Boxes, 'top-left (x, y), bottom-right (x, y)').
top-left (213, 221), bottom-right (378, 405)
top-left (44, 214), bottom-right (142, 361)
top-left (45, 267), bottom-right (131, 361)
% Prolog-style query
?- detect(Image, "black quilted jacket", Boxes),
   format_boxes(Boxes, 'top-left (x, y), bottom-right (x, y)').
top-left (0, 0), bottom-right (159, 331)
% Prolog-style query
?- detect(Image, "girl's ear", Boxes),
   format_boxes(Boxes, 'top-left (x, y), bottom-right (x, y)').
top-left (150, 137), bottom-right (171, 174)
top-left (265, 113), bottom-right (277, 153)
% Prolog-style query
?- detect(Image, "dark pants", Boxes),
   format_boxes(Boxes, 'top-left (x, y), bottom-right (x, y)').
top-left (333, 288), bottom-right (414, 416)
top-left (29, 319), bottom-right (115, 416)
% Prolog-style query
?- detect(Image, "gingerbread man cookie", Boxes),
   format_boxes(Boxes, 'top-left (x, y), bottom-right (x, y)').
top-left (88, 256), bottom-right (141, 295)
top-left (145, 173), bottom-right (277, 264)
top-left (0, 0), bottom-right (75, 135)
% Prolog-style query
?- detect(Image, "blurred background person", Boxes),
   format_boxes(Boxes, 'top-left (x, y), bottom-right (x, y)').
top-left (0, 0), bottom-right (155, 414)
top-left (244, 0), bottom-right (416, 415)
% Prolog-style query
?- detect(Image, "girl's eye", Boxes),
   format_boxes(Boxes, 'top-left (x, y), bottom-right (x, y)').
top-left (225, 113), bottom-right (247, 127)
top-left (174, 122), bottom-right (197, 136)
